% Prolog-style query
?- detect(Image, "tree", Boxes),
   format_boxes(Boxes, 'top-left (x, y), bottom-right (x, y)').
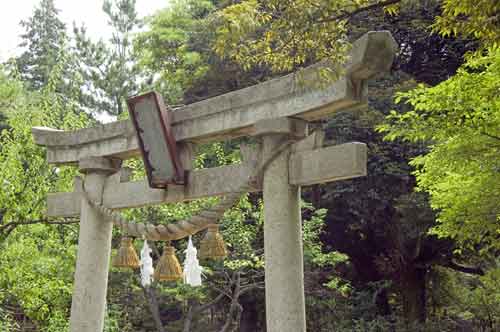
top-left (134, 0), bottom-right (273, 105)
top-left (134, 0), bottom-right (216, 103)
top-left (209, 0), bottom-right (498, 325)
top-left (377, 0), bottom-right (500, 253)
top-left (15, 0), bottom-right (67, 90)
top-left (212, 0), bottom-right (500, 76)
top-left (433, 0), bottom-right (500, 49)
top-left (0, 60), bottom-right (91, 330)
top-left (212, 0), bottom-right (401, 75)
top-left (3, 0), bottom-right (498, 329)
top-left (378, 48), bottom-right (500, 252)
top-left (73, 0), bottom-right (142, 117)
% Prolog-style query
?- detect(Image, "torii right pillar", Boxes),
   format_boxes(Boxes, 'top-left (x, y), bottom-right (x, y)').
top-left (256, 119), bottom-right (308, 332)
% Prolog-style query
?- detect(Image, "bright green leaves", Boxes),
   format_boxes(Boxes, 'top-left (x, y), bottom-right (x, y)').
top-left (0, 75), bottom-right (48, 229)
top-left (302, 202), bottom-right (350, 294)
top-left (433, 0), bottom-right (500, 48)
top-left (134, 0), bottom-right (215, 103)
top-left (378, 48), bottom-right (500, 252)
top-left (302, 204), bottom-right (348, 268)
top-left (0, 224), bottom-right (76, 331)
top-left (221, 194), bottom-right (264, 270)
top-left (382, 48), bottom-right (500, 143)
top-left (0, 66), bottom-right (90, 236)
top-left (0, 66), bottom-right (90, 329)
top-left (212, 0), bottom-right (264, 70)
top-left (213, 0), bottom-right (360, 74)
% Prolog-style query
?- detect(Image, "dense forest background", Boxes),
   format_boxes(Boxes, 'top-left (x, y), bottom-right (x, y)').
top-left (0, 0), bottom-right (499, 331)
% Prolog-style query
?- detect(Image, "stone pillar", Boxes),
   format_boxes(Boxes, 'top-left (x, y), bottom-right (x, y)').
top-left (258, 119), bottom-right (307, 332)
top-left (69, 157), bottom-right (120, 332)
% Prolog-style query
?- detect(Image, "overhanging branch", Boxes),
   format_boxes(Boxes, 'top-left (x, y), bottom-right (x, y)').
top-left (0, 218), bottom-right (79, 238)
top-left (440, 260), bottom-right (485, 276)
top-left (317, 0), bottom-right (403, 23)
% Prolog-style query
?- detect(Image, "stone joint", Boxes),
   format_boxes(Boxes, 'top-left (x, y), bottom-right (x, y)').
top-left (78, 157), bottom-right (122, 174)
top-left (252, 118), bottom-right (308, 139)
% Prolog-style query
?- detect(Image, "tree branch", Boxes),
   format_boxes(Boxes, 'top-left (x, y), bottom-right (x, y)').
top-left (0, 218), bottom-right (79, 237)
top-left (440, 260), bottom-right (485, 276)
top-left (317, 0), bottom-right (402, 23)
top-left (481, 131), bottom-right (500, 142)
top-left (195, 293), bottom-right (226, 314)
top-left (183, 299), bottom-right (195, 332)
top-left (141, 284), bottom-right (166, 332)
top-left (220, 272), bottom-right (241, 332)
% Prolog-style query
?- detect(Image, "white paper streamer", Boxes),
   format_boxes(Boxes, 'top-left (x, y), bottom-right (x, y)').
top-left (183, 236), bottom-right (203, 286)
top-left (140, 239), bottom-right (154, 287)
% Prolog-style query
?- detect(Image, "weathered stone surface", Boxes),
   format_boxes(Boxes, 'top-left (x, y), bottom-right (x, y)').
top-left (47, 192), bottom-right (82, 218)
top-left (289, 142), bottom-right (367, 186)
top-left (47, 161), bottom-right (258, 217)
top-left (34, 30), bottom-right (397, 332)
top-left (69, 158), bottom-right (117, 332)
top-left (46, 142), bottom-right (366, 217)
top-left (32, 31), bottom-right (397, 165)
top-left (253, 118), bottom-right (308, 138)
top-left (78, 157), bottom-right (121, 174)
top-left (347, 30), bottom-right (398, 81)
top-left (262, 134), bottom-right (306, 332)
top-left (32, 120), bottom-right (135, 146)
top-left (291, 130), bottom-right (325, 153)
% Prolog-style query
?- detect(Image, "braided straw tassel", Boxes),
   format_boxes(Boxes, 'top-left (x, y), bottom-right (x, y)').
top-left (113, 237), bottom-right (140, 269)
top-left (199, 224), bottom-right (227, 260)
top-left (154, 245), bottom-right (183, 281)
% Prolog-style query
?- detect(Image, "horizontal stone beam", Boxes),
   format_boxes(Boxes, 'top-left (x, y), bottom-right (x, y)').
top-left (33, 31), bottom-right (397, 165)
top-left (47, 160), bottom-right (258, 217)
top-left (46, 142), bottom-right (366, 217)
top-left (289, 142), bottom-right (366, 186)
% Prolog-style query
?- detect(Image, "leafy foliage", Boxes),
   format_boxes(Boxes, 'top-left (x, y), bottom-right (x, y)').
top-left (0, 60), bottom-right (90, 330)
top-left (378, 48), bottom-right (500, 251)
top-left (134, 0), bottom-right (216, 103)
top-left (433, 0), bottom-right (500, 48)
top-left (15, 0), bottom-right (67, 90)
top-left (2, 0), bottom-right (500, 330)
top-left (213, 0), bottom-right (352, 74)
top-left (0, 225), bottom-right (75, 331)
top-left (73, 0), bottom-right (142, 116)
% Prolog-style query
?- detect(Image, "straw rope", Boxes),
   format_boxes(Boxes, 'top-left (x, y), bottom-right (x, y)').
top-left (82, 140), bottom-right (294, 241)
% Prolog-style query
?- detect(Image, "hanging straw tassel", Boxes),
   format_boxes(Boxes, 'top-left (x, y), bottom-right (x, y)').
top-left (113, 237), bottom-right (140, 269)
top-left (154, 245), bottom-right (183, 282)
top-left (199, 224), bottom-right (227, 260)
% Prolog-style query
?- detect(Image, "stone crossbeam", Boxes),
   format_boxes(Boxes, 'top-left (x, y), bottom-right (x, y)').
top-left (32, 31), bottom-right (396, 165)
top-left (46, 142), bottom-right (366, 217)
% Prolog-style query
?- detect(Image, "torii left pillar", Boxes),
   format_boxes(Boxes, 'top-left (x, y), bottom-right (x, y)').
top-left (69, 157), bottom-right (121, 332)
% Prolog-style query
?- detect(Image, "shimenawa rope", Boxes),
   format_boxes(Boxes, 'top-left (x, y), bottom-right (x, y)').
top-left (81, 140), bottom-right (293, 241)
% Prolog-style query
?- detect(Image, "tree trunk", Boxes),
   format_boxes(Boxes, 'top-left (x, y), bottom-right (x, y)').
top-left (401, 266), bottom-right (427, 324)
top-left (239, 295), bottom-right (260, 332)
top-left (220, 272), bottom-right (242, 332)
top-left (375, 288), bottom-right (392, 316)
top-left (183, 300), bottom-right (195, 332)
top-left (143, 285), bottom-right (166, 332)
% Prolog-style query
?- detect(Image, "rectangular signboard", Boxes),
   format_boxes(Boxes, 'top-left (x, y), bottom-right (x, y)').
top-left (127, 92), bottom-right (185, 188)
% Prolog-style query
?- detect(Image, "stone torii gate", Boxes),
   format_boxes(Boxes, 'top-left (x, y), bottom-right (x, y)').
top-left (32, 31), bottom-right (397, 332)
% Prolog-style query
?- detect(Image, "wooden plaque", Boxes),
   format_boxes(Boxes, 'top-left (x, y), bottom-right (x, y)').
top-left (127, 92), bottom-right (184, 188)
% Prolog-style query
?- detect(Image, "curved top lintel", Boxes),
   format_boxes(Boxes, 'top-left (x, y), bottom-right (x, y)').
top-left (32, 31), bottom-right (398, 165)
